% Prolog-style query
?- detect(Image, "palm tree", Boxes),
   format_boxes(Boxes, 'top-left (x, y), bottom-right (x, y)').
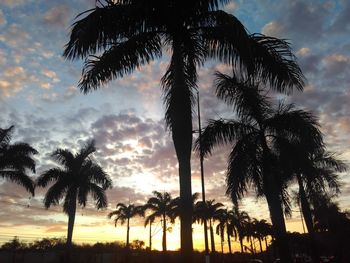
top-left (144, 191), bottom-right (177, 252)
top-left (215, 208), bottom-right (235, 254)
top-left (36, 140), bottom-right (112, 248)
top-left (230, 207), bottom-right (250, 253)
top-left (194, 199), bottom-right (224, 253)
top-left (251, 218), bottom-right (266, 253)
top-left (197, 75), bottom-right (322, 262)
top-left (0, 126), bottom-right (37, 195)
top-left (108, 203), bottom-right (144, 248)
top-left (144, 213), bottom-right (155, 250)
top-left (290, 148), bottom-right (346, 262)
top-left (63, 1), bottom-right (305, 257)
top-left (253, 219), bottom-right (272, 251)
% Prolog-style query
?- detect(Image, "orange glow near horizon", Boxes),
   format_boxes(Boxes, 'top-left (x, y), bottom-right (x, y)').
top-left (0, 215), bottom-right (305, 253)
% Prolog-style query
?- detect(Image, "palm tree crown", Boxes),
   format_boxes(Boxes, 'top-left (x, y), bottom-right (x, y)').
top-left (0, 126), bottom-right (37, 195)
top-left (194, 199), bottom-right (224, 252)
top-left (108, 203), bottom-right (144, 248)
top-left (145, 191), bottom-right (178, 252)
top-left (37, 140), bottom-right (112, 246)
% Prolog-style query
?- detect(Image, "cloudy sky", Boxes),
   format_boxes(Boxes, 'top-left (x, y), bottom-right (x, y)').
top-left (0, 0), bottom-right (349, 252)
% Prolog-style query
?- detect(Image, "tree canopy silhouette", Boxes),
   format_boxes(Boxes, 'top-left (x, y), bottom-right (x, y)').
top-left (37, 140), bottom-right (112, 248)
top-left (0, 126), bottom-right (37, 195)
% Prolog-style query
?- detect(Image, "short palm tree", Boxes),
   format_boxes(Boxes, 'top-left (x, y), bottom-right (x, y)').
top-left (108, 203), bottom-right (144, 248)
top-left (145, 191), bottom-right (178, 252)
top-left (144, 213), bottom-right (156, 250)
top-left (36, 140), bottom-right (112, 247)
top-left (230, 208), bottom-right (250, 253)
top-left (0, 126), bottom-right (37, 195)
top-left (197, 75), bottom-right (322, 262)
top-left (63, 1), bottom-right (305, 257)
top-left (194, 199), bottom-right (224, 253)
top-left (215, 208), bottom-right (236, 254)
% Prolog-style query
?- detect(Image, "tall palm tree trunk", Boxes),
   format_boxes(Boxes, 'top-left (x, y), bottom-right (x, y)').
top-left (264, 237), bottom-right (268, 251)
top-left (227, 229), bottom-right (232, 254)
top-left (171, 37), bottom-right (193, 261)
top-left (209, 219), bottom-right (215, 252)
top-left (261, 141), bottom-right (292, 263)
top-left (249, 237), bottom-right (254, 254)
top-left (258, 238), bottom-right (263, 253)
top-left (162, 214), bottom-right (167, 252)
top-left (66, 199), bottom-right (77, 263)
top-left (67, 200), bottom-right (77, 248)
top-left (239, 236), bottom-right (244, 253)
top-left (297, 174), bottom-right (319, 263)
top-left (264, 188), bottom-right (292, 263)
top-left (126, 217), bottom-right (130, 248)
top-left (149, 222), bottom-right (152, 250)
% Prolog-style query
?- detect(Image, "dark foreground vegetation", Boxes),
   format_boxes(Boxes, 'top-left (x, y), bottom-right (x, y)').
top-left (1, 231), bottom-right (350, 263)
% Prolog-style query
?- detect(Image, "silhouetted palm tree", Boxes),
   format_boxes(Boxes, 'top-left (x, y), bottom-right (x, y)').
top-left (230, 207), bottom-right (250, 253)
top-left (312, 194), bottom-right (350, 262)
top-left (215, 208), bottom-right (235, 254)
top-left (194, 199), bottom-right (224, 252)
top-left (145, 191), bottom-right (177, 252)
top-left (253, 219), bottom-right (272, 251)
top-left (291, 148), bottom-right (346, 262)
top-left (197, 75), bottom-right (322, 262)
top-left (144, 213), bottom-right (155, 250)
top-left (0, 126), bottom-right (37, 195)
top-left (63, 1), bottom-right (305, 258)
top-left (108, 203), bottom-right (144, 248)
top-left (251, 218), bottom-right (267, 253)
top-left (37, 140), bottom-right (112, 248)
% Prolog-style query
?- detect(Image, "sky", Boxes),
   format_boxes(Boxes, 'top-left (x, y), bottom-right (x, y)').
top-left (0, 0), bottom-right (350, 252)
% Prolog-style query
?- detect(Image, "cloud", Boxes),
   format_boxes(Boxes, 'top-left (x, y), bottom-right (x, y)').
top-left (329, 0), bottom-right (350, 34)
top-left (0, 9), bottom-right (6, 25)
top-left (262, 21), bottom-right (285, 38)
top-left (43, 5), bottom-right (70, 27)
top-left (0, 66), bottom-right (29, 97)
top-left (0, 24), bottom-right (30, 47)
top-left (0, 0), bottom-right (26, 8)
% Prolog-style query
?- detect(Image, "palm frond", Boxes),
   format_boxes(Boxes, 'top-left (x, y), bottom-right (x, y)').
top-left (0, 171), bottom-right (35, 196)
top-left (75, 140), bottom-right (96, 164)
top-left (85, 183), bottom-right (108, 209)
top-left (79, 32), bottom-right (162, 93)
top-left (226, 133), bottom-right (263, 202)
top-left (266, 105), bottom-right (323, 151)
top-left (63, 4), bottom-right (149, 59)
top-left (202, 11), bottom-right (252, 71)
top-left (249, 34), bottom-right (305, 93)
top-left (85, 162), bottom-right (112, 189)
top-left (51, 149), bottom-right (75, 168)
top-left (195, 118), bottom-right (256, 157)
top-left (215, 72), bottom-right (271, 122)
top-left (36, 168), bottom-right (66, 188)
top-left (0, 126), bottom-right (14, 145)
top-left (43, 180), bottom-right (68, 209)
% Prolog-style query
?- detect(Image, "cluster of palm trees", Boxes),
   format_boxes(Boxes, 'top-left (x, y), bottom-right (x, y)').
top-left (107, 191), bottom-right (273, 255)
top-left (0, 132), bottom-right (112, 250)
top-left (63, 1), bottom-right (306, 261)
top-left (2, 0), bottom-right (349, 262)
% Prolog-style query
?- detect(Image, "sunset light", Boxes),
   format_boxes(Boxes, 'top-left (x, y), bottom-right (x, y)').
top-left (1, 0), bottom-right (350, 263)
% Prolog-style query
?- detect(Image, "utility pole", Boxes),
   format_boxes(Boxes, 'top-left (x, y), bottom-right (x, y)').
top-left (197, 91), bottom-right (210, 263)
